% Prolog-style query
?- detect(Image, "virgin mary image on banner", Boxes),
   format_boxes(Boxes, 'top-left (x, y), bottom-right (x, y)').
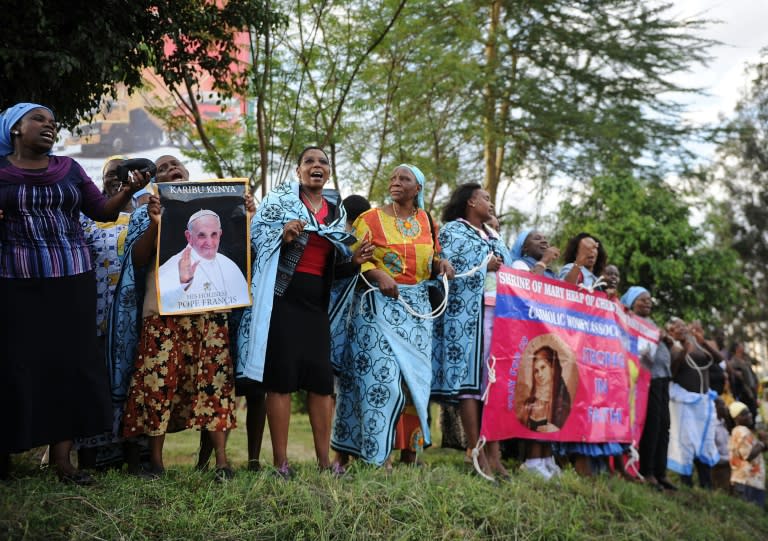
top-left (515, 333), bottom-right (577, 433)
top-left (156, 179), bottom-right (251, 315)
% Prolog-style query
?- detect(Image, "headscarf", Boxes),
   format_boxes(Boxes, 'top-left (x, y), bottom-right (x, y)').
top-left (728, 401), bottom-right (748, 420)
top-left (102, 154), bottom-right (128, 176)
top-left (399, 163), bottom-right (425, 209)
top-left (0, 102), bottom-right (54, 156)
top-left (510, 228), bottom-right (533, 260)
top-left (621, 286), bottom-right (650, 310)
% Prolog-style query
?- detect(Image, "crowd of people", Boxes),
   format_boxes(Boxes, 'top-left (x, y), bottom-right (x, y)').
top-left (0, 102), bottom-right (765, 509)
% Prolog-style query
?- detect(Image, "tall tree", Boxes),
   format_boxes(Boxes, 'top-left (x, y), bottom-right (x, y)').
top-left (1, 0), bottom-right (283, 180)
top-left (553, 170), bottom-right (744, 326)
top-left (475, 1), bottom-right (716, 208)
top-left (294, 0), bottom-right (717, 216)
top-left (706, 48), bottom-right (768, 339)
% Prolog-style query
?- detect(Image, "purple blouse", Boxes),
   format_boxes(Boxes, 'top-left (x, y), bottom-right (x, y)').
top-left (0, 156), bottom-right (109, 278)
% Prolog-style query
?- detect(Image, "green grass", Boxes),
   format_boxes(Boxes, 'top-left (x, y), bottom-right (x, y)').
top-left (2, 406), bottom-right (768, 540)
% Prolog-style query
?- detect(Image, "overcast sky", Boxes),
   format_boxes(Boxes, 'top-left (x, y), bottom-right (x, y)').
top-left (671, 0), bottom-right (766, 127)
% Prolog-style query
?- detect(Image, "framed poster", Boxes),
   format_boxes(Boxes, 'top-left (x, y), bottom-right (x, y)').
top-left (155, 179), bottom-right (251, 315)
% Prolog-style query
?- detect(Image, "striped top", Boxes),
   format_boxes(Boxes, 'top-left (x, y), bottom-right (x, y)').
top-left (0, 156), bottom-right (108, 278)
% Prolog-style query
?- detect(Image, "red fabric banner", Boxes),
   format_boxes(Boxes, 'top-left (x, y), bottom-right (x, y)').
top-left (480, 268), bottom-right (657, 443)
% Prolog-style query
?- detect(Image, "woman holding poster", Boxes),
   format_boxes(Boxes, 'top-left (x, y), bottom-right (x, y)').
top-left (115, 155), bottom-right (254, 481)
top-left (433, 182), bottom-right (510, 479)
top-left (622, 286), bottom-right (677, 491)
top-left (331, 164), bottom-right (454, 469)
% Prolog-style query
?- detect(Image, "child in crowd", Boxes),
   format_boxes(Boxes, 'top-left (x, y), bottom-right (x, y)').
top-left (728, 401), bottom-right (767, 507)
top-left (711, 397), bottom-right (732, 492)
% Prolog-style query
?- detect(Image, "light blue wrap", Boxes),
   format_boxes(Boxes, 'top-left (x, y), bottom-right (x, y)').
top-left (331, 283), bottom-right (434, 466)
top-left (106, 205), bottom-right (151, 407)
top-left (236, 181), bottom-right (353, 382)
top-left (432, 220), bottom-right (511, 398)
top-left (667, 384), bottom-right (719, 475)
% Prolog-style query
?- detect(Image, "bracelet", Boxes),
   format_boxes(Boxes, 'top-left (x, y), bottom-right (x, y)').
top-left (535, 261), bottom-right (547, 268)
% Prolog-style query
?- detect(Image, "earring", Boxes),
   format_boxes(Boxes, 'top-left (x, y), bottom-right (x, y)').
top-left (11, 130), bottom-right (20, 135)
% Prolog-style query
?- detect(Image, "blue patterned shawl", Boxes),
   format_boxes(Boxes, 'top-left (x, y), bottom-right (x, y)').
top-left (235, 181), bottom-right (353, 382)
top-left (106, 205), bottom-right (151, 405)
top-left (331, 283), bottom-right (434, 465)
top-left (558, 262), bottom-right (601, 289)
top-left (432, 220), bottom-right (511, 398)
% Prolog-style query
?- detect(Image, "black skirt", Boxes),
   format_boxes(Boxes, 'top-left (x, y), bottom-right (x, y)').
top-left (0, 271), bottom-right (112, 453)
top-left (260, 272), bottom-right (333, 395)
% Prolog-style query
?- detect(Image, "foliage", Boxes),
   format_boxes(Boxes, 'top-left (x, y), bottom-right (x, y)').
top-left (334, 0), bottom-right (716, 214)
top-left (143, 0), bottom-right (285, 180)
top-left (2, 423), bottom-right (768, 541)
top-left (553, 170), bottom-right (745, 326)
top-left (3, 1), bottom-right (718, 222)
top-left (151, 0), bottom-right (717, 218)
top-left (0, 0), bottom-right (155, 127)
top-left (706, 49), bottom-right (768, 340)
top-left (346, 1), bottom-right (481, 211)
top-left (0, 0), bottom-right (284, 158)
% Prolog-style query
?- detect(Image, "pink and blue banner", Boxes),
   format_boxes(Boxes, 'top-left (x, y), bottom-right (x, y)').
top-left (480, 268), bottom-right (657, 443)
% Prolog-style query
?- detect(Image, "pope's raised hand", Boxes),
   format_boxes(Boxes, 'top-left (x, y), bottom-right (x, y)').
top-left (179, 245), bottom-right (199, 286)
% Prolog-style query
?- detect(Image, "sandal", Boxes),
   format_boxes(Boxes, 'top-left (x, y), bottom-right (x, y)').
top-left (322, 462), bottom-right (347, 478)
top-left (274, 463), bottom-right (294, 481)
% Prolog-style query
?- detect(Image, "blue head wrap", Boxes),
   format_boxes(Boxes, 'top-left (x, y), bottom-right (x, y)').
top-left (399, 163), bottom-right (425, 209)
top-left (510, 228), bottom-right (534, 260)
top-left (620, 286), bottom-right (650, 309)
top-left (0, 102), bottom-right (54, 156)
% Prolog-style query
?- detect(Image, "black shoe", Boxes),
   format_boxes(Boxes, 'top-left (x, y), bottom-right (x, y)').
top-left (132, 464), bottom-right (164, 480)
top-left (247, 460), bottom-right (261, 473)
top-left (658, 478), bottom-right (678, 491)
top-left (214, 466), bottom-right (235, 483)
top-left (58, 469), bottom-right (95, 486)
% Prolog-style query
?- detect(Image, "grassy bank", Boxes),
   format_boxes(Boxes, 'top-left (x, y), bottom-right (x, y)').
top-left (2, 412), bottom-right (767, 540)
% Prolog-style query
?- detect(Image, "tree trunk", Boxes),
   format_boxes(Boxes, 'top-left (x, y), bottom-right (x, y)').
top-left (482, 0), bottom-right (502, 206)
top-left (254, 4), bottom-right (271, 198)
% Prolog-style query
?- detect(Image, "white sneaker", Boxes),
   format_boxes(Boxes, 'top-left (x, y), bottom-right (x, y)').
top-left (520, 458), bottom-right (553, 480)
top-left (544, 456), bottom-right (562, 477)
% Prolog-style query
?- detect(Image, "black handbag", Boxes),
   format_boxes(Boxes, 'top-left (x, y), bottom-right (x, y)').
top-left (428, 282), bottom-right (445, 311)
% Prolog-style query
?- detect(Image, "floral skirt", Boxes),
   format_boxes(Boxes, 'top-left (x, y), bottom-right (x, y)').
top-left (122, 313), bottom-right (236, 437)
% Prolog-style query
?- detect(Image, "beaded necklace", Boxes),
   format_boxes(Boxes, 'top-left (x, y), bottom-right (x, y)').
top-left (392, 202), bottom-right (420, 238)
